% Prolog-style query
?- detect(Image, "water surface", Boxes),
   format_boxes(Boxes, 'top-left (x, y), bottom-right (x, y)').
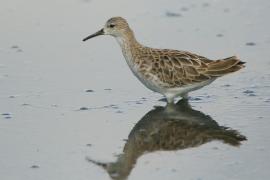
top-left (0, 0), bottom-right (270, 180)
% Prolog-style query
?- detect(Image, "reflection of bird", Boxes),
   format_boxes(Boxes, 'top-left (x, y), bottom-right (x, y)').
top-left (87, 100), bottom-right (247, 180)
top-left (83, 17), bottom-right (245, 103)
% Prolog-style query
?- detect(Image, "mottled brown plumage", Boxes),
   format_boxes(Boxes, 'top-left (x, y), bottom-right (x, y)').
top-left (83, 17), bottom-right (245, 103)
top-left (134, 47), bottom-right (244, 88)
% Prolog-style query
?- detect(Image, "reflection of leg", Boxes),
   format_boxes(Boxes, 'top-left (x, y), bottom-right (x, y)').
top-left (158, 97), bottom-right (167, 102)
top-left (165, 94), bottom-right (175, 104)
top-left (182, 93), bottom-right (189, 100)
top-left (175, 98), bottom-right (190, 108)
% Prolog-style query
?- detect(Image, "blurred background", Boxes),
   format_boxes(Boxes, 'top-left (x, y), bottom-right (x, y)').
top-left (0, 0), bottom-right (270, 180)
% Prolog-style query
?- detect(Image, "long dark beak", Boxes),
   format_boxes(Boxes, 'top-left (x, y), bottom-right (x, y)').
top-left (82, 28), bottom-right (104, 41)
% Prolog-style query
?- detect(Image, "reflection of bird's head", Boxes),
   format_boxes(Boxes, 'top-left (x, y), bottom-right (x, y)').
top-left (86, 157), bottom-right (129, 180)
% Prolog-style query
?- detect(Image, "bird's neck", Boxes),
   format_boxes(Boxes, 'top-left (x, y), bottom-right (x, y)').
top-left (115, 30), bottom-right (142, 64)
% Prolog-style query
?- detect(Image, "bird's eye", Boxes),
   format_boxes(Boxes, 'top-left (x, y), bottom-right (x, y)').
top-left (109, 24), bottom-right (115, 28)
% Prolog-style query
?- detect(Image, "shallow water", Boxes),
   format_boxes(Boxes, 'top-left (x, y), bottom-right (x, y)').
top-left (1, 0), bottom-right (270, 180)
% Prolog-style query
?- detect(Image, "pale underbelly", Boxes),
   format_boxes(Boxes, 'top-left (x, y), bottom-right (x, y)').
top-left (131, 67), bottom-right (216, 97)
top-left (163, 79), bottom-right (216, 97)
top-left (130, 68), bottom-right (164, 93)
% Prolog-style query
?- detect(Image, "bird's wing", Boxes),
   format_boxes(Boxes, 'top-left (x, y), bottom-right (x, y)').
top-left (148, 49), bottom-right (244, 88)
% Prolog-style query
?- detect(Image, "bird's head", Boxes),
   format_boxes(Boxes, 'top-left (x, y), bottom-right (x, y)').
top-left (83, 17), bottom-right (131, 41)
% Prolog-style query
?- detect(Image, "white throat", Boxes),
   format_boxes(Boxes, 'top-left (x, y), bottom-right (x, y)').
top-left (115, 36), bottom-right (134, 67)
top-left (115, 36), bottom-right (126, 47)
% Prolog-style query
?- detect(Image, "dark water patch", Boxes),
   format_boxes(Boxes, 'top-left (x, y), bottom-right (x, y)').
top-left (246, 42), bottom-right (256, 46)
top-left (9, 95), bottom-right (16, 98)
top-left (107, 104), bottom-right (119, 109)
top-left (78, 104), bottom-right (120, 111)
top-left (190, 95), bottom-right (213, 103)
top-left (115, 110), bottom-right (123, 114)
top-left (205, 95), bottom-right (211, 99)
top-left (86, 143), bottom-right (92, 147)
top-left (2, 113), bottom-right (11, 116)
top-left (79, 107), bottom-right (89, 111)
top-left (221, 84), bottom-right (231, 87)
top-left (104, 88), bottom-right (112, 91)
top-left (216, 33), bottom-right (224, 37)
top-left (189, 97), bottom-right (202, 101)
top-left (11, 45), bottom-right (19, 49)
top-left (165, 11), bottom-right (182, 17)
top-left (2, 113), bottom-right (12, 119)
top-left (243, 90), bottom-right (256, 96)
top-left (141, 97), bottom-right (147, 100)
top-left (11, 45), bottom-right (23, 52)
top-left (22, 103), bottom-right (30, 106)
top-left (85, 89), bottom-right (94, 93)
top-left (125, 98), bottom-right (147, 105)
top-left (125, 99), bottom-right (147, 105)
top-left (30, 165), bottom-right (40, 169)
top-left (202, 2), bottom-right (210, 7)
top-left (243, 90), bottom-right (254, 94)
top-left (101, 104), bottom-right (118, 109)
top-left (180, 7), bottom-right (189, 12)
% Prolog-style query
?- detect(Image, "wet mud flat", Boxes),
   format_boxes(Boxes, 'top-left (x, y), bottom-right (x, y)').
top-left (1, 0), bottom-right (270, 180)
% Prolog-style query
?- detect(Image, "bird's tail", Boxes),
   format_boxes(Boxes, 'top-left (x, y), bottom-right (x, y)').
top-left (205, 56), bottom-right (245, 77)
top-left (209, 127), bottom-right (247, 146)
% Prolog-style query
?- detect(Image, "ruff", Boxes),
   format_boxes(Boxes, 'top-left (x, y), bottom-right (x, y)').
top-left (83, 17), bottom-right (245, 103)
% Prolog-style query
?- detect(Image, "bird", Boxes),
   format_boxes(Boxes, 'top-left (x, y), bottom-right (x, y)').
top-left (83, 17), bottom-right (245, 103)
